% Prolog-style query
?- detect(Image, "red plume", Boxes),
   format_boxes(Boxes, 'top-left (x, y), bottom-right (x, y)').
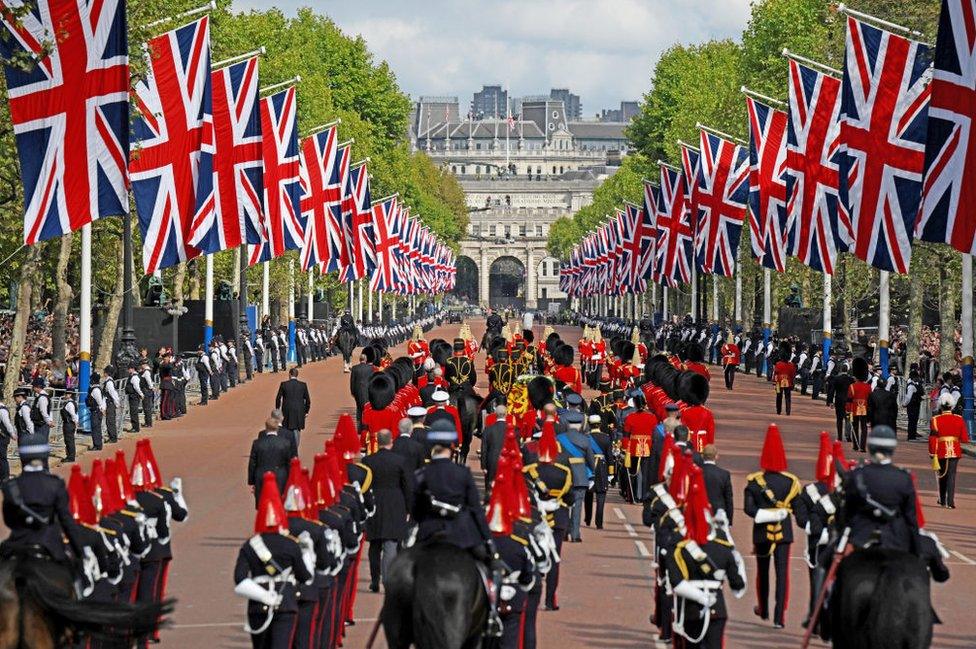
top-left (68, 465), bottom-right (96, 525)
top-left (683, 465), bottom-right (712, 545)
top-left (537, 420), bottom-right (559, 463)
top-left (282, 458), bottom-right (308, 518)
top-left (334, 414), bottom-right (360, 462)
top-left (487, 456), bottom-right (515, 535)
top-left (668, 450), bottom-right (692, 504)
top-left (815, 431), bottom-right (834, 488)
top-left (310, 453), bottom-right (336, 511)
top-left (658, 432), bottom-right (675, 482)
top-left (759, 424), bottom-right (788, 472)
top-left (910, 471), bottom-right (926, 528)
top-left (254, 471), bottom-right (288, 534)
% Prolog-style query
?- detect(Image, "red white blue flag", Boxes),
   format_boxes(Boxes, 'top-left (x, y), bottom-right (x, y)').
top-left (190, 56), bottom-right (263, 254)
top-left (339, 162), bottom-right (373, 281)
top-left (655, 164), bottom-right (694, 287)
top-left (0, 0), bottom-right (130, 245)
top-left (130, 17), bottom-right (214, 274)
top-left (640, 180), bottom-right (659, 281)
top-left (917, 0), bottom-right (976, 254)
top-left (298, 124), bottom-right (340, 271)
top-left (746, 96), bottom-right (789, 271)
top-left (839, 16), bottom-right (930, 274)
top-left (369, 195), bottom-right (400, 292)
top-left (695, 129), bottom-right (749, 277)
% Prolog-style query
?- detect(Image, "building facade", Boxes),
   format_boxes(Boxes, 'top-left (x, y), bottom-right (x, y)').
top-left (412, 96), bottom-right (628, 310)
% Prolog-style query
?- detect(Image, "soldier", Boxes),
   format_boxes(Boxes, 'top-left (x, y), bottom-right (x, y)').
top-left (555, 411), bottom-right (594, 543)
top-left (102, 366), bottom-right (121, 443)
top-left (444, 338), bottom-right (477, 392)
top-left (666, 465), bottom-right (747, 649)
top-left (552, 344), bottom-right (583, 395)
top-left (622, 392), bottom-right (657, 503)
top-left (928, 394), bottom-right (969, 509)
top-left (584, 414), bottom-right (613, 529)
top-left (847, 357), bottom-right (872, 452)
top-left (721, 334), bottom-right (740, 390)
top-left (792, 432), bottom-right (835, 628)
top-left (233, 471), bottom-right (314, 649)
top-left (772, 342), bottom-right (796, 416)
top-left (60, 389), bottom-right (78, 463)
top-left (425, 391), bottom-right (462, 447)
top-left (744, 424), bottom-right (800, 629)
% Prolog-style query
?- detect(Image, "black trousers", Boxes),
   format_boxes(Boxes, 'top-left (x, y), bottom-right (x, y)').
top-left (724, 364), bottom-right (736, 390)
top-left (244, 352), bottom-right (254, 380)
top-left (584, 489), bottom-right (606, 528)
top-left (89, 410), bottom-right (103, 450)
top-left (811, 372), bottom-right (823, 400)
top-left (105, 400), bottom-right (118, 442)
top-left (776, 388), bottom-right (792, 415)
top-left (141, 393), bottom-right (154, 426)
top-left (228, 363), bottom-right (238, 387)
top-left (315, 582), bottom-right (335, 649)
top-left (127, 395), bottom-right (141, 432)
top-left (279, 348), bottom-right (287, 369)
top-left (756, 354), bottom-right (765, 377)
top-left (255, 349), bottom-right (264, 373)
top-left (197, 370), bottom-right (209, 404)
top-left (270, 348), bottom-right (280, 372)
top-left (251, 611), bottom-right (296, 649)
top-left (852, 416), bottom-right (868, 451)
top-left (826, 378), bottom-right (836, 406)
top-left (0, 438), bottom-right (9, 482)
top-left (674, 617), bottom-right (726, 649)
top-left (835, 410), bottom-right (848, 442)
top-left (209, 370), bottom-right (221, 398)
top-left (296, 345), bottom-right (305, 367)
top-left (755, 542), bottom-right (790, 626)
top-left (544, 529), bottom-right (565, 609)
top-left (906, 403), bottom-right (921, 439)
top-left (937, 457), bottom-right (959, 507)
top-left (293, 600), bottom-right (316, 649)
top-left (521, 579), bottom-right (542, 649)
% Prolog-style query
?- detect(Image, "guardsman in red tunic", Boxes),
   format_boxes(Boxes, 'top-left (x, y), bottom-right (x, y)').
top-left (578, 327), bottom-right (593, 382)
top-left (682, 403), bottom-right (715, 452)
top-left (772, 342), bottom-right (797, 417)
top-left (928, 393), bottom-right (969, 508)
top-left (622, 392), bottom-right (657, 503)
top-left (407, 325), bottom-right (429, 367)
top-left (721, 335), bottom-right (741, 390)
top-left (684, 343), bottom-right (711, 381)
top-left (846, 357), bottom-right (872, 452)
top-left (551, 344), bottom-right (583, 395)
top-left (425, 391), bottom-right (463, 446)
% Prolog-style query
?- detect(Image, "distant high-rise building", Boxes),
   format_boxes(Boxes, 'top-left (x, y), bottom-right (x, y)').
top-left (599, 101), bottom-right (639, 122)
top-left (550, 88), bottom-right (581, 120)
top-left (472, 84), bottom-right (508, 119)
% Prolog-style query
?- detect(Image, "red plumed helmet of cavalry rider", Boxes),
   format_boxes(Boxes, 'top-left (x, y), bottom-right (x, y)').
top-left (254, 471), bottom-right (288, 534)
top-left (815, 431), bottom-right (834, 487)
top-left (141, 439), bottom-right (164, 489)
top-left (910, 471), bottom-right (926, 528)
top-left (487, 456), bottom-right (515, 535)
top-left (683, 465), bottom-right (712, 545)
top-left (310, 453), bottom-right (337, 511)
top-left (759, 424), bottom-right (788, 472)
top-left (113, 450), bottom-right (137, 502)
top-left (537, 421), bottom-right (560, 464)
top-left (89, 459), bottom-right (121, 517)
top-left (283, 458), bottom-right (311, 519)
top-left (68, 465), bottom-right (97, 525)
top-left (658, 432), bottom-right (676, 482)
top-left (129, 440), bottom-right (155, 492)
top-left (333, 414), bottom-right (360, 461)
top-left (668, 449), bottom-right (693, 504)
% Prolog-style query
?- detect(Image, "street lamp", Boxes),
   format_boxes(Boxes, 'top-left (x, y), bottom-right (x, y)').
top-left (164, 302), bottom-right (189, 353)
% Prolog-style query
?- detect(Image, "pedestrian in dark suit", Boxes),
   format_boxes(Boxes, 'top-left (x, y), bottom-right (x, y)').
top-left (362, 430), bottom-right (413, 592)
top-left (266, 409), bottom-right (299, 457)
top-left (391, 415), bottom-right (426, 474)
top-left (247, 417), bottom-right (296, 507)
top-left (868, 383), bottom-right (898, 432)
top-left (275, 368), bottom-right (311, 449)
top-left (349, 354), bottom-right (373, 427)
top-left (480, 405), bottom-right (509, 492)
top-left (701, 444), bottom-right (734, 525)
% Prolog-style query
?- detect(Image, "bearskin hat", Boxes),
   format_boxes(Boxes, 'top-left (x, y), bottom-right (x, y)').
top-left (686, 343), bottom-right (705, 363)
top-left (552, 343), bottom-right (574, 367)
top-left (528, 376), bottom-right (555, 410)
top-left (610, 337), bottom-right (627, 359)
top-left (852, 356), bottom-right (869, 382)
top-left (388, 358), bottom-right (413, 390)
top-left (368, 372), bottom-right (397, 410)
top-left (677, 371), bottom-right (710, 406)
top-left (362, 345), bottom-right (380, 365)
top-left (430, 339), bottom-right (453, 366)
top-left (779, 341), bottom-right (792, 359)
top-left (453, 338), bottom-right (466, 352)
top-left (618, 341), bottom-right (636, 363)
top-left (488, 336), bottom-right (507, 355)
top-left (545, 331), bottom-right (561, 349)
top-left (523, 329), bottom-right (535, 344)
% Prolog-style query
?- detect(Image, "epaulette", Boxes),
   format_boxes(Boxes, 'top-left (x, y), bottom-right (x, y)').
top-left (745, 471), bottom-right (764, 482)
top-left (509, 533), bottom-right (529, 546)
top-left (355, 462), bottom-right (373, 493)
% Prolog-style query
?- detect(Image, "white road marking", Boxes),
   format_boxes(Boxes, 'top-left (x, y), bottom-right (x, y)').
top-left (635, 540), bottom-right (652, 558)
top-left (950, 549), bottom-right (976, 566)
top-left (624, 522), bottom-right (638, 538)
top-left (614, 507), bottom-right (627, 521)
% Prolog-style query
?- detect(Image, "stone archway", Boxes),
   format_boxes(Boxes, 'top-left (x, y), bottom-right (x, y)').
top-left (489, 255), bottom-right (525, 310)
top-left (452, 255), bottom-right (479, 303)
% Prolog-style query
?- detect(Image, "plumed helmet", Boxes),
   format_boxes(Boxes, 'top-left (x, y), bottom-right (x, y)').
top-left (815, 431), bottom-right (834, 486)
top-left (254, 471), bottom-right (289, 534)
top-left (552, 343), bottom-right (574, 367)
top-left (759, 424), bottom-right (788, 472)
top-left (368, 372), bottom-right (397, 410)
top-left (852, 356), bottom-right (869, 382)
top-left (528, 376), bottom-right (555, 410)
top-left (537, 421), bottom-right (559, 463)
top-left (683, 466), bottom-right (712, 545)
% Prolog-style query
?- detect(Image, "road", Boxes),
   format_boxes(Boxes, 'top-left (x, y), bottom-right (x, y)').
top-left (43, 319), bottom-right (976, 648)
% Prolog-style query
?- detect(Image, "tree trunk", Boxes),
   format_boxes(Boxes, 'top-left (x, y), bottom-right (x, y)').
top-left (232, 247), bottom-right (241, 300)
top-left (939, 262), bottom-right (957, 374)
top-left (50, 233), bottom-right (74, 363)
top-left (905, 267), bottom-right (924, 373)
top-left (840, 262), bottom-right (855, 352)
top-left (3, 246), bottom-right (43, 401)
top-left (94, 240), bottom-right (124, 370)
top-left (188, 259), bottom-right (201, 300)
top-left (172, 262), bottom-right (186, 307)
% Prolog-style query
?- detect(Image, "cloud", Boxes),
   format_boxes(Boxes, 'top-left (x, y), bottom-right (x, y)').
top-left (232, 0), bottom-right (752, 112)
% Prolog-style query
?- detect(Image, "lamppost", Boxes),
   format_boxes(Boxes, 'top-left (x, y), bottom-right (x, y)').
top-left (116, 212), bottom-right (140, 375)
top-left (165, 301), bottom-right (188, 353)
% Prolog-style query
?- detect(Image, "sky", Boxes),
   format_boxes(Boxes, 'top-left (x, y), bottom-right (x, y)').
top-left (235, 0), bottom-right (753, 116)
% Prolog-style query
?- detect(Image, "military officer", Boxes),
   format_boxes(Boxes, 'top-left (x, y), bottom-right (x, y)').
top-left (928, 394), bottom-right (969, 509)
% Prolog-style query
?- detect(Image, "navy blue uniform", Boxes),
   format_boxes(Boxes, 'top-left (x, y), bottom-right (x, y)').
top-left (412, 457), bottom-right (490, 550)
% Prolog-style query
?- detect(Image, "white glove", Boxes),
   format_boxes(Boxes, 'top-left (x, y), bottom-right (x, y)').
top-left (673, 580), bottom-right (716, 608)
top-left (754, 508), bottom-right (788, 524)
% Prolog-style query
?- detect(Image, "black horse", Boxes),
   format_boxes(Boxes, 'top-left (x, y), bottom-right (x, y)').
top-left (451, 386), bottom-right (481, 465)
top-left (0, 555), bottom-right (172, 648)
top-left (381, 543), bottom-right (488, 649)
top-left (336, 328), bottom-right (358, 372)
top-left (821, 547), bottom-right (934, 649)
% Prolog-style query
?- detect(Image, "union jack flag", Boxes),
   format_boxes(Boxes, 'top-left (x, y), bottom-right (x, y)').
top-left (249, 86), bottom-right (302, 265)
top-left (695, 129), bottom-right (749, 277)
top-left (369, 195), bottom-right (400, 292)
top-left (0, 0), bottom-right (129, 245)
top-left (130, 17), bottom-right (214, 274)
top-left (298, 125), bottom-right (340, 271)
top-left (839, 17), bottom-right (931, 274)
top-left (917, 0), bottom-right (976, 254)
top-left (641, 180), bottom-right (659, 281)
top-left (620, 202), bottom-right (651, 293)
top-left (339, 162), bottom-right (373, 281)
top-left (655, 164), bottom-right (694, 287)
top-left (785, 59), bottom-right (848, 275)
top-left (746, 97), bottom-right (789, 271)
top-left (190, 56), bottom-right (263, 254)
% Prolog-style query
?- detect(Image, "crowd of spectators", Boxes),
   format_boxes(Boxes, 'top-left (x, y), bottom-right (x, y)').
top-left (0, 310), bottom-right (81, 391)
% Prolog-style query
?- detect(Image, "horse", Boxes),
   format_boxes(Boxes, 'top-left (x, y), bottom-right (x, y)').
top-left (380, 543), bottom-right (488, 649)
top-left (819, 547), bottom-right (934, 649)
top-left (0, 554), bottom-right (172, 648)
top-left (450, 385), bottom-right (481, 465)
top-left (336, 328), bottom-right (358, 372)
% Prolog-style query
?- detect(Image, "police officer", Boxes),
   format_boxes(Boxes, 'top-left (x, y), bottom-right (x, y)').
top-left (234, 471), bottom-right (314, 649)
top-left (139, 361), bottom-right (155, 428)
top-left (29, 377), bottom-right (53, 454)
top-left (255, 331), bottom-right (266, 374)
top-left (901, 368), bottom-right (923, 441)
top-left (744, 424), bottom-right (800, 629)
top-left (243, 335), bottom-right (255, 381)
top-left (86, 373), bottom-right (105, 451)
top-left (60, 389), bottom-right (78, 463)
top-left (125, 364), bottom-right (143, 433)
top-left (0, 398), bottom-right (16, 481)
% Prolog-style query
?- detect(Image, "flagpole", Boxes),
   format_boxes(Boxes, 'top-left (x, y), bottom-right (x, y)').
top-left (822, 273), bottom-right (832, 362)
top-left (652, 284), bottom-right (658, 323)
top-left (663, 286), bottom-right (669, 322)
top-left (348, 281), bottom-right (354, 319)
top-left (78, 224), bottom-right (92, 432)
top-left (763, 268), bottom-right (772, 375)
top-left (691, 265), bottom-right (698, 323)
top-left (204, 255), bottom-right (214, 349)
top-left (307, 267), bottom-right (314, 322)
top-left (734, 258), bottom-right (742, 329)
top-left (358, 279), bottom-right (364, 322)
top-left (288, 259), bottom-right (296, 365)
top-left (378, 290), bottom-right (384, 324)
top-left (711, 276), bottom-right (719, 322)
top-left (368, 283), bottom-right (373, 322)
top-left (878, 270), bottom-right (890, 379)
top-left (262, 261), bottom-right (270, 324)
top-left (961, 254), bottom-right (973, 429)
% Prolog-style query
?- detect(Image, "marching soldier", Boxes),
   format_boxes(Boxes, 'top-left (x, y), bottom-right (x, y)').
top-left (928, 394), bottom-right (969, 509)
top-left (444, 338), bottom-right (477, 392)
top-left (847, 357), bottom-right (872, 452)
top-left (720, 334), bottom-right (740, 390)
top-left (552, 344), bottom-right (583, 395)
top-left (233, 471), bottom-right (314, 649)
top-left (744, 424), bottom-right (800, 629)
top-left (772, 343), bottom-right (796, 416)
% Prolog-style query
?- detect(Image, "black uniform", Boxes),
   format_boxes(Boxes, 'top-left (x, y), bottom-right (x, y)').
top-left (349, 361), bottom-right (373, 426)
top-left (248, 432), bottom-right (296, 507)
top-left (275, 378), bottom-right (311, 434)
top-left (124, 374), bottom-right (142, 432)
top-left (412, 457), bottom-right (490, 550)
top-left (832, 372), bottom-right (854, 442)
top-left (867, 385), bottom-right (898, 431)
top-left (444, 355), bottom-right (476, 391)
top-left (480, 420), bottom-right (508, 490)
top-left (362, 449), bottom-right (411, 589)
top-left (584, 429), bottom-right (613, 528)
top-left (390, 433), bottom-right (426, 475)
top-left (0, 468), bottom-right (84, 562)
top-left (135, 485), bottom-right (188, 642)
top-left (702, 461), bottom-right (734, 525)
top-left (233, 532), bottom-right (313, 649)
top-left (743, 470), bottom-right (801, 627)
top-left (495, 531), bottom-right (536, 649)
top-left (904, 378), bottom-right (922, 440)
top-left (86, 385), bottom-right (104, 450)
top-left (523, 460), bottom-right (571, 610)
top-left (842, 462), bottom-right (919, 553)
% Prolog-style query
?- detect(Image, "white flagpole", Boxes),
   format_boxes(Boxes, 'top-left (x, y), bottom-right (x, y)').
top-left (691, 265), bottom-right (698, 322)
top-left (288, 258), bottom-right (296, 364)
top-left (379, 290), bottom-right (384, 323)
top-left (961, 254), bottom-right (974, 428)
top-left (358, 279), bottom-right (364, 322)
top-left (734, 260), bottom-right (743, 326)
top-left (262, 261), bottom-right (270, 323)
top-left (663, 286), bottom-right (669, 322)
top-left (822, 273), bottom-right (832, 361)
top-left (78, 224), bottom-right (93, 431)
top-left (205, 255), bottom-right (214, 348)
top-left (763, 268), bottom-right (772, 374)
top-left (307, 267), bottom-right (314, 322)
top-left (712, 276), bottom-right (719, 322)
top-left (878, 270), bottom-right (891, 377)
top-left (368, 284), bottom-right (374, 322)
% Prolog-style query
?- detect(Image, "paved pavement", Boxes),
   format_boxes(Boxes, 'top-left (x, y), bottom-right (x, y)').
top-left (32, 319), bottom-right (976, 648)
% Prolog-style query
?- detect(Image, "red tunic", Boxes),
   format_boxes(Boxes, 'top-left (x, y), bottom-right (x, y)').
top-left (773, 361), bottom-right (796, 390)
top-left (407, 340), bottom-right (429, 365)
top-left (685, 361), bottom-right (711, 381)
top-left (553, 365), bottom-right (583, 394)
top-left (360, 405), bottom-right (403, 453)
top-left (846, 381), bottom-right (872, 417)
top-left (426, 405), bottom-right (463, 444)
top-left (623, 410), bottom-right (657, 457)
top-left (929, 412), bottom-right (969, 459)
top-left (721, 343), bottom-right (740, 367)
top-left (681, 405), bottom-right (715, 450)
top-left (616, 363), bottom-right (641, 389)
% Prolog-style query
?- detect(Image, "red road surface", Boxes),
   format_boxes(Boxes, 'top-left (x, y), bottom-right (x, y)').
top-left (45, 320), bottom-right (976, 648)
